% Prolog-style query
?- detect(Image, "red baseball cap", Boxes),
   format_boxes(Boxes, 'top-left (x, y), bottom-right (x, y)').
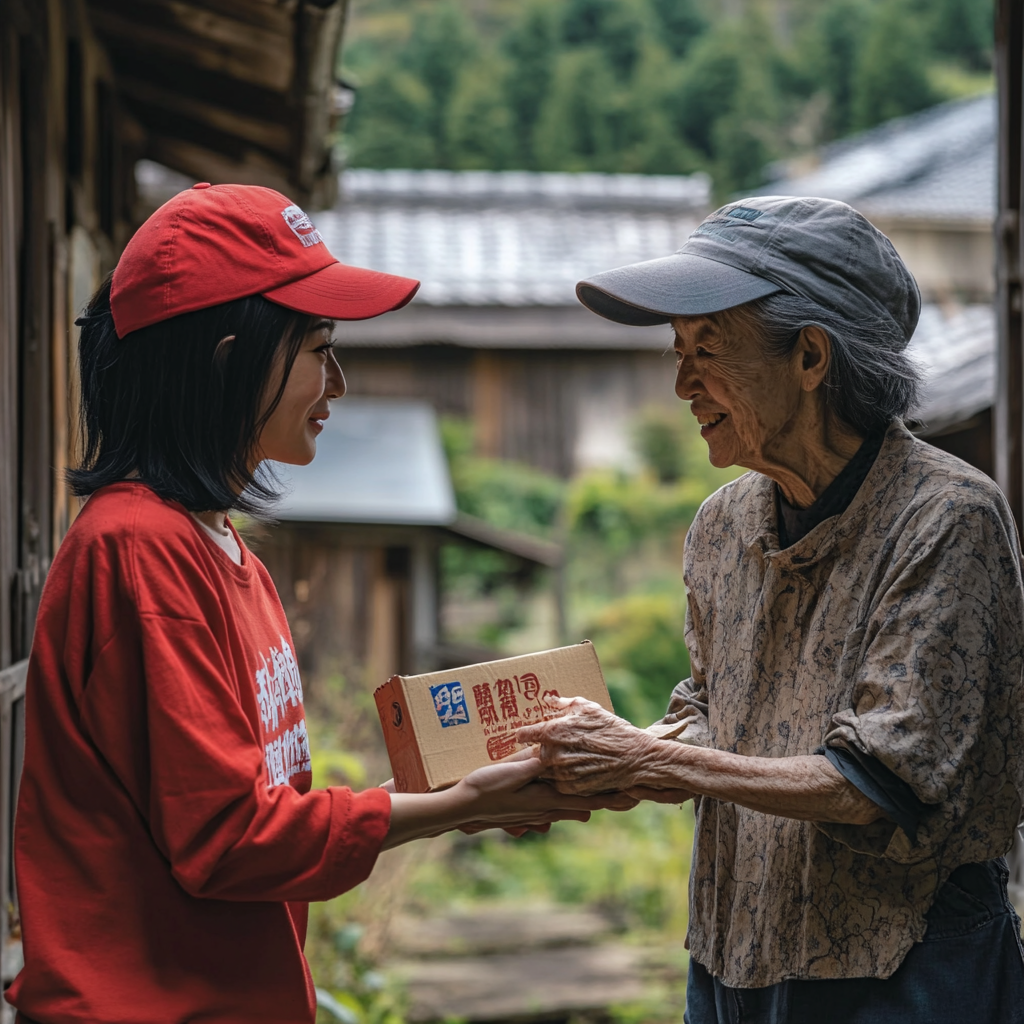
top-left (110, 182), bottom-right (420, 338)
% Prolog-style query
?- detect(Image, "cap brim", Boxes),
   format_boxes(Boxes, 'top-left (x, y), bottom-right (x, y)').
top-left (263, 261), bottom-right (420, 321)
top-left (577, 252), bottom-right (781, 326)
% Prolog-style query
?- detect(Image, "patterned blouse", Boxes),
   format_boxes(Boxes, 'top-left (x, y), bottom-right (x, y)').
top-left (655, 421), bottom-right (1024, 987)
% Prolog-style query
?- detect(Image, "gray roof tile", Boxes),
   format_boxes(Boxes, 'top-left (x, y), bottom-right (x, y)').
top-left (271, 398), bottom-right (456, 525)
top-left (907, 303), bottom-right (994, 433)
top-left (762, 93), bottom-right (995, 223)
top-left (314, 169), bottom-right (710, 307)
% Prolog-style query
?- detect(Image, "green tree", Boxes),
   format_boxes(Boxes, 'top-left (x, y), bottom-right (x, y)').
top-left (672, 19), bottom-right (780, 195)
top-left (711, 83), bottom-right (778, 195)
top-left (930, 0), bottom-right (993, 70)
top-left (634, 406), bottom-right (687, 483)
top-left (533, 47), bottom-right (621, 171)
top-left (809, 0), bottom-right (871, 137)
top-left (502, 1), bottom-right (560, 167)
top-left (448, 61), bottom-right (515, 170)
top-left (588, 591), bottom-right (691, 724)
top-left (341, 0), bottom-right (990, 190)
top-left (648, 0), bottom-right (708, 57)
top-left (613, 42), bottom-right (701, 174)
top-left (403, 2), bottom-right (477, 166)
top-left (851, 0), bottom-right (938, 130)
top-left (561, 0), bottom-right (647, 80)
top-left (342, 69), bottom-right (435, 169)
top-left (672, 24), bottom-right (744, 160)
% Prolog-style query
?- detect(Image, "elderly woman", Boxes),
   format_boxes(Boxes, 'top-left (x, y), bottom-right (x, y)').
top-left (518, 196), bottom-right (1024, 1023)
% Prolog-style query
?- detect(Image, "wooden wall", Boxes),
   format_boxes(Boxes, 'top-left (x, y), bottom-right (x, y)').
top-left (250, 523), bottom-right (441, 699)
top-left (0, 0), bottom-right (134, 672)
top-left (921, 409), bottom-right (994, 481)
top-left (337, 344), bottom-right (680, 477)
top-left (876, 220), bottom-right (995, 305)
top-left (996, 0), bottom-right (1024, 533)
top-left (0, 0), bottom-right (358, 1003)
top-left (0, 0), bottom-right (134, 998)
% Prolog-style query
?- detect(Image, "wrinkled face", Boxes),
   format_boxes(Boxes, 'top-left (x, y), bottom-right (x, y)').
top-left (258, 319), bottom-right (346, 466)
top-left (672, 314), bottom-right (803, 470)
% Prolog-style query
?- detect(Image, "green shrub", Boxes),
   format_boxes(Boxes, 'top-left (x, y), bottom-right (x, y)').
top-left (565, 469), bottom-right (705, 555)
top-left (408, 802), bottom-right (694, 937)
top-left (441, 417), bottom-right (565, 539)
top-left (587, 589), bottom-right (690, 724)
top-left (307, 913), bottom-right (406, 1024)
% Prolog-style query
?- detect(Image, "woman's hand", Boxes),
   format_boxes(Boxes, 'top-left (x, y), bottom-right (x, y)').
top-left (516, 698), bottom-right (668, 796)
top-left (381, 754), bottom-right (638, 850)
top-left (379, 772), bottom-right (560, 837)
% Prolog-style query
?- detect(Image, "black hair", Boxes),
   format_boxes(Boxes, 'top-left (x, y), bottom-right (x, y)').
top-left (68, 274), bottom-right (316, 515)
top-left (716, 293), bottom-right (922, 435)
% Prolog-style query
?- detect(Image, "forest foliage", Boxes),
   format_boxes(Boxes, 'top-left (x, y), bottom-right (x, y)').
top-left (340, 0), bottom-right (993, 196)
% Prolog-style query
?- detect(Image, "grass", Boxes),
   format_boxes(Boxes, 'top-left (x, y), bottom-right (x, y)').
top-left (927, 62), bottom-right (993, 100)
top-left (307, 797), bottom-right (696, 1023)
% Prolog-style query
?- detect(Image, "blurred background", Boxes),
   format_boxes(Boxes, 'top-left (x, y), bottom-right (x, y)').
top-left (0, 0), bottom-right (1003, 1021)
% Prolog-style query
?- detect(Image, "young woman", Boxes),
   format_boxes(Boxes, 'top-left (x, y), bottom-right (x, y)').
top-left (7, 183), bottom-right (624, 1024)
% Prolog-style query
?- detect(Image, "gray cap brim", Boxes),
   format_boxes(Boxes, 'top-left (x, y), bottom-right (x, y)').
top-left (576, 252), bottom-right (782, 326)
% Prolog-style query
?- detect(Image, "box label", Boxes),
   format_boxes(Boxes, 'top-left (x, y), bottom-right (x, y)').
top-left (430, 682), bottom-right (470, 728)
top-left (470, 673), bottom-right (561, 760)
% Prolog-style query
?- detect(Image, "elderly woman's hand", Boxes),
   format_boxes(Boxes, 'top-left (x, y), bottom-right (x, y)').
top-left (517, 697), bottom-right (688, 797)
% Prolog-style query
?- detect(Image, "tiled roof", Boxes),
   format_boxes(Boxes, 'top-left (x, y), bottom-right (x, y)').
top-left (313, 168), bottom-right (710, 306)
top-left (907, 303), bottom-right (994, 434)
top-left (271, 398), bottom-right (456, 525)
top-left (761, 93), bottom-right (995, 223)
top-left (268, 396), bottom-right (563, 563)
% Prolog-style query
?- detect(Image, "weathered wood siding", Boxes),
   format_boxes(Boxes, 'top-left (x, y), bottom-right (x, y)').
top-left (337, 345), bottom-right (679, 477)
top-left (250, 524), bottom-right (441, 696)
top-left (0, 0), bottom-right (133, 998)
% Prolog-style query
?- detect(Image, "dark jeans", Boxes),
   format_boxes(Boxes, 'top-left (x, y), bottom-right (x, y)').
top-left (684, 859), bottom-right (1024, 1024)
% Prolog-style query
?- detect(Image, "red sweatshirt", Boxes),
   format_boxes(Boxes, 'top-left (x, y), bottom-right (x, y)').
top-left (6, 483), bottom-right (391, 1024)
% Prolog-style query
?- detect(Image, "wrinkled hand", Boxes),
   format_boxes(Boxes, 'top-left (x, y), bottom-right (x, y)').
top-left (381, 749), bottom-right (640, 850)
top-left (516, 697), bottom-right (664, 796)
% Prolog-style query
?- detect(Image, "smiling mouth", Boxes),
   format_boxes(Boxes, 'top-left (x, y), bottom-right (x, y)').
top-left (697, 412), bottom-right (727, 434)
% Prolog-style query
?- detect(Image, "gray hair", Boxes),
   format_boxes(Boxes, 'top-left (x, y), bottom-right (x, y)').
top-left (721, 292), bottom-right (922, 435)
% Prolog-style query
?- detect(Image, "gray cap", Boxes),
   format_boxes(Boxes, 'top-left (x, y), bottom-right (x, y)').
top-left (576, 195), bottom-right (921, 341)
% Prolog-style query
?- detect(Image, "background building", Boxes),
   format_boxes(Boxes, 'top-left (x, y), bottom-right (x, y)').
top-left (316, 167), bottom-right (711, 477)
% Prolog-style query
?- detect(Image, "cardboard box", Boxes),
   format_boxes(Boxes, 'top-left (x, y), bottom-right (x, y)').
top-left (374, 641), bottom-right (613, 792)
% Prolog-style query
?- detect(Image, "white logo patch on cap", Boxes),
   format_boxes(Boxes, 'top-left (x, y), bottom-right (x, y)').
top-left (281, 204), bottom-right (322, 248)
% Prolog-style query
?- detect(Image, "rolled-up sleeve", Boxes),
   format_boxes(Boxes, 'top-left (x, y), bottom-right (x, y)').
top-left (819, 495), bottom-right (1024, 864)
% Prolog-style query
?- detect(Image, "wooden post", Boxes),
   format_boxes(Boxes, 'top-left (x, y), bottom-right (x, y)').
top-left (996, 0), bottom-right (1024, 910)
top-left (410, 537), bottom-right (439, 673)
top-left (995, 0), bottom-right (1024, 535)
top-left (472, 352), bottom-right (504, 458)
